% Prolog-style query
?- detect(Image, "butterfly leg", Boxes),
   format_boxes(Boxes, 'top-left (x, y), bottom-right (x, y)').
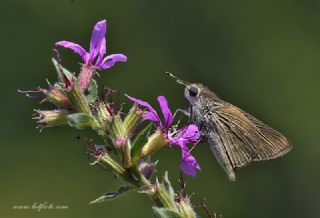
top-left (172, 108), bottom-right (190, 120)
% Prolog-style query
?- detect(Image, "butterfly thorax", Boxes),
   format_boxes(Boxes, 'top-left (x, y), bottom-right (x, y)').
top-left (185, 84), bottom-right (222, 130)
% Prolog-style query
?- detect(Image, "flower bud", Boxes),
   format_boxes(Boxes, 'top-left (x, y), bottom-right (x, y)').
top-left (66, 82), bottom-right (91, 114)
top-left (95, 101), bottom-right (112, 132)
top-left (40, 85), bottom-right (70, 107)
top-left (115, 138), bottom-right (126, 148)
top-left (141, 130), bottom-right (169, 157)
top-left (138, 160), bottom-right (156, 180)
top-left (111, 115), bottom-right (131, 167)
top-left (123, 104), bottom-right (143, 137)
top-left (34, 109), bottom-right (69, 128)
top-left (111, 115), bottom-right (126, 141)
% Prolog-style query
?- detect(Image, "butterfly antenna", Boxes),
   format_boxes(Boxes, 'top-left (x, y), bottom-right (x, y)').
top-left (165, 72), bottom-right (190, 86)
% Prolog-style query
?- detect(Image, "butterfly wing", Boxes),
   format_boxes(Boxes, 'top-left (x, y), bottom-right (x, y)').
top-left (211, 102), bottom-right (291, 167)
top-left (201, 100), bottom-right (291, 180)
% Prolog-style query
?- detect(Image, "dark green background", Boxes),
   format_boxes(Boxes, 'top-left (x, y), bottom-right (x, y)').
top-left (1, 0), bottom-right (319, 217)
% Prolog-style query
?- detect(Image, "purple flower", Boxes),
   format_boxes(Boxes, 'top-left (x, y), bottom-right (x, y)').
top-left (125, 95), bottom-right (173, 130)
top-left (55, 20), bottom-right (127, 89)
top-left (125, 94), bottom-right (201, 177)
top-left (168, 124), bottom-right (201, 177)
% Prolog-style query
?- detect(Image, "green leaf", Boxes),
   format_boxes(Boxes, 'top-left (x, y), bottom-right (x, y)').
top-left (163, 171), bottom-right (175, 202)
top-left (52, 58), bottom-right (73, 83)
top-left (67, 113), bottom-right (94, 129)
top-left (131, 123), bottom-right (152, 161)
top-left (152, 207), bottom-right (181, 218)
top-left (90, 186), bottom-right (135, 204)
top-left (85, 79), bottom-right (98, 103)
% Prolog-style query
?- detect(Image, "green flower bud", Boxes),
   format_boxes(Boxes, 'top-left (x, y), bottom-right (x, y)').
top-left (95, 101), bottom-right (112, 132)
top-left (34, 109), bottom-right (69, 128)
top-left (111, 115), bottom-right (131, 168)
top-left (111, 115), bottom-right (126, 142)
top-left (123, 104), bottom-right (143, 137)
top-left (45, 89), bottom-right (70, 107)
top-left (40, 83), bottom-right (70, 107)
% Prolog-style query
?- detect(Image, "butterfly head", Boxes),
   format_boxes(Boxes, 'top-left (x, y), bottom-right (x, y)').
top-left (165, 72), bottom-right (218, 105)
top-left (184, 84), bottom-right (202, 104)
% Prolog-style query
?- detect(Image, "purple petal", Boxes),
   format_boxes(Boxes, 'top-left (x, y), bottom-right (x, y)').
top-left (157, 96), bottom-right (173, 129)
top-left (179, 145), bottom-right (201, 177)
top-left (168, 124), bottom-right (201, 145)
top-left (55, 41), bottom-right (87, 62)
top-left (179, 124), bottom-right (201, 142)
top-left (144, 111), bottom-right (160, 122)
top-left (95, 38), bottom-right (106, 65)
top-left (99, 37), bottom-right (106, 57)
top-left (89, 20), bottom-right (107, 62)
top-left (179, 156), bottom-right (200, 177)
top-left (125, 94), bottom-right (162, 127)
top-left (99, 54), bottom-right (127, 70)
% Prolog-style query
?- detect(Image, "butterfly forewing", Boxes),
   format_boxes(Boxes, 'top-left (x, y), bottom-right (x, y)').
top-left (241, 108), bottom-right (292, 160)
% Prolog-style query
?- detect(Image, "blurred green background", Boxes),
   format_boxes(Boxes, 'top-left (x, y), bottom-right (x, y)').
top-left (1, 0), bottom-right (320, 217)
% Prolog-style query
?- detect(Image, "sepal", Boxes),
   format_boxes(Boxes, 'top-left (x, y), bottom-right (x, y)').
top-left (66, 82), bottom-right (91, 114)
top-left (123, 104), bottom-right (143, 137)
top-left (131, 123), bottom-right (152, 163)
top-left (163, 171), bottom-right (174, 202)
top-left (141, 130), bottom-right (169, 157)
top-left (52, 58), bottom-right (73, 83)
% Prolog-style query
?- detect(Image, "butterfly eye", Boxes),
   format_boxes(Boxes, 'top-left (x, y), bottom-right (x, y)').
top-left (189, 86), bottom-right (198, 97)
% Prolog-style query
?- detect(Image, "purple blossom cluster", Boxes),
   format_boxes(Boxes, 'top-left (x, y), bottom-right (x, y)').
top-left (55, 19), bottom-right (202, 177)
top-left (22, 19), bottom-right (203, 178)
top-left (19, 18), bottom-right (215, 217)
